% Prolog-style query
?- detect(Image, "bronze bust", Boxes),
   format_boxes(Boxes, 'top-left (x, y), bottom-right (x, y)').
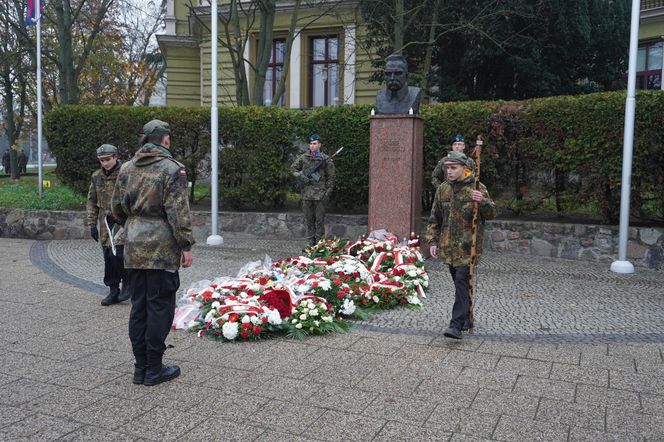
top-left (375, 54), bottom-right (422, 115)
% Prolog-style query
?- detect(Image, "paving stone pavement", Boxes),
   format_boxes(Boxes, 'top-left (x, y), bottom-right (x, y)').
top-left (1, 236), bottom-right (663, 441)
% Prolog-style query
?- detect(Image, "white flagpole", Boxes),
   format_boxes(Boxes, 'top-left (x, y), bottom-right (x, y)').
top-left (610, 0), bottom-right (640, 274)
top-left (207, 0), bottom-right (223, 246)
top-left (36, 0), bottom-right (43, 199)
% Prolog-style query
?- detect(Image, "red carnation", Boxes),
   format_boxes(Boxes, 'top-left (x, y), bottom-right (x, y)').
top-left (353, 272), bottom-right (359, 278)
top-left (312, 281), bottom-right (319, 288)
top-left (338, 271), bottom-right (345, 277)
top-left (259, 276), bottom-right (269, 285)
top-left (333, 279), bottom-right (341, 286)
top-left (229, 314), bottom-right (239, 323)
top-left (261, 316), bottom-right (268, 324)
top-left (337, 290), bottom-right (345, 299)
top-left (214, 331), bottom-right (221, 336)
top-left (253, 326), bottom-right (262, 335)
top-left (242, 323), bottom-right (252, 329)
top-left (240, 329), bottom-right (250, 339)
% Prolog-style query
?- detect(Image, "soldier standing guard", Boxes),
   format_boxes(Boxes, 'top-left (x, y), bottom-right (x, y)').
top-left (112, 119), bottom-right (195, 386)
top-left (86, 144), bottom-right (129, 306)
top-left (290, 134), bottom-right (336, 246)
top-left (431, 134), bottom-right (475, 189)
top-left (426, 151), bottom-right (496, 339)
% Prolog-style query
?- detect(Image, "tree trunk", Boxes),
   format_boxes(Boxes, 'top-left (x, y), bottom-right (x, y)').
top-left (393, 0), bottom-right (404, 53)
top-left (251, 0), bottom-right (276, 105)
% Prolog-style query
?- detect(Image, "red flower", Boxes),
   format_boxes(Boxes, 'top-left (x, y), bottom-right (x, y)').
top-left (253, 326), bottom-right (262, 335)
top-left (242, 323), bottom-right (252, 329)
top-left (261, 316), bottom-right (268, 324)
top-left (312, 281), bottom-right (319, 288)
top-left (229, 314), bottom-right (239, 323)
top-left (353, 272), bottom-right (359, 278)
top-left (259, 276), bottom-right (269, 285)
top-left (338, 271), bottom-right (345, 277)
top-left (240, 329), bottom-right (250, 339)
top-left (333, 279), bottom-right (341, 286)
top-left (247, 289), bottom-right (255, 297)
top-left (214, 331), bottom-right (221, 336)
top-left (258, 290), bottom-right (292, 320)
top-left (337, 290), bottom-right (345, 299)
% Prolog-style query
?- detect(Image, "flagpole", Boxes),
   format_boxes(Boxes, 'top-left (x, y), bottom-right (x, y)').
top-left (610, 0), bottom-right (639, 274)
top-left (206, 0), bottom-right (223, 246)
top-left (36, 0), bottom-right (43, 199)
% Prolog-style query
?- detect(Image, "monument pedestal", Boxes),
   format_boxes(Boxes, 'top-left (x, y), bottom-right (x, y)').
top-left (368, 115), bottom-right (423, 240)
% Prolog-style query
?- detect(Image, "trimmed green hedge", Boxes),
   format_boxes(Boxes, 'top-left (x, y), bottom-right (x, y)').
top-left (46, 91), bottom-right (664, 223)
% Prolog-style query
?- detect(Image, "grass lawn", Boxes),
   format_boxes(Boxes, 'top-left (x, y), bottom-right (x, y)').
top-left (0, 167), bottom-right (86, 210)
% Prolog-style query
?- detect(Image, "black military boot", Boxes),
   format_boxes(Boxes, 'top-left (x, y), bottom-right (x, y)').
top-left (133, 364), bottom-right (146, 385)
top-left (143, 364), bottom-right (181, 386)
top-left (100, 285), bottom-right (121, 306)
top-left (117, 283), bottom-right (131, 302)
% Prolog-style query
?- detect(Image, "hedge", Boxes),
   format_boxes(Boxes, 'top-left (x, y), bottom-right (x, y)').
top-left (46, 91), bottom-right (664, 223)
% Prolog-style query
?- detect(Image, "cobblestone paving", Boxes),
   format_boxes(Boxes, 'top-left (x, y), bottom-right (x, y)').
top-left (3, 237), bottom-right (664, 441)
top-left (33, 234), bottom-right (664, 343)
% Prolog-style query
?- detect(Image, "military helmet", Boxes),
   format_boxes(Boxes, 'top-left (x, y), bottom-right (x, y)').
top-left (96, 144), bottom-right (118, 158)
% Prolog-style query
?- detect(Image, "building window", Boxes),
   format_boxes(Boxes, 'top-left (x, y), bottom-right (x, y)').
top-left (310, 36), bottom-right (339, 107)
top-left (264, 39), bottom-right (286, 106)
top-left (636, 40), bottom-right (662, 89)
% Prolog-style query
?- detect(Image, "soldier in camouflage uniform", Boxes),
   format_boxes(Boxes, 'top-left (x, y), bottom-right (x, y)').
top-left (426, 151), bottom-right (496, 339)
top-left (431, 133), bottom-right (475, 189)
top-left (290, 134), bottom-right (336, 246)
top-left (86, 144), bottom-right (129, 306)
top-left (111, 119), bottom-right (195, 386)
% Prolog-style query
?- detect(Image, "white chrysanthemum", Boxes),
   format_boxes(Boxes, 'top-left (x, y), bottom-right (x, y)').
top-left (250, 315), bottom-right (260, 325)
top-left (295, 323), bottom-right (303, 329)
top-left (340, 299), bottom-right (356, 316)
top-left (407, 270), bottom-right (417, 277)
top-left (267, 308), bottom-right (282, 325)
top-left (222, 322), bottom-right (239, 340)
top-left (307, 302), bottom-right (316, 309)
top-left (291, 318), bottom-right (298, 324)
top-left (319, 280), bottom-right (331, 290)
top-left (210, 301), bottom-right (221, 309)
top-left (300, 314), bottom-right (308, 321)
top-left (241, 315), bottom-right (251, 324)
top-left (309, 308), bottom-right (319, 317)
top-left (204, 310), bottom-right (216, 323)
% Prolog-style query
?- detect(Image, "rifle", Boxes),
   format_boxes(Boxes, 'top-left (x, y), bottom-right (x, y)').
top-left (294, 146), bottom-right (344, 192)
top-left (466, 135), bottom-right (483, 330)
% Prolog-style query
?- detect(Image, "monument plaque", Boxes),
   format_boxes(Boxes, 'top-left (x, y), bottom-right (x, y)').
top-left (368, 115), bottom-right (423, 239)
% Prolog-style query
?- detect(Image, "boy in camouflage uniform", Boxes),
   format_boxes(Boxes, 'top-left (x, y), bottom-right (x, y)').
top-left (290, 134), bottom-right (336, 246)
top-left (427, 151), bottom-right (496, 339)
top-left (431, 133), bottom-right (475, 189)
top-left (111, 119), bottom-right (195, 386)
top-left (86, 144), bottom-right (129, 306)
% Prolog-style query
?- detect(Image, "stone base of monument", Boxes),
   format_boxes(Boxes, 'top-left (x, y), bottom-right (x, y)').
top-left (368, 115), bottom-right (423, 240)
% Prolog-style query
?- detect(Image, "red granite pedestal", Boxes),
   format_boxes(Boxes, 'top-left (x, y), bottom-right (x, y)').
top-left (368, 115), bottom-right (423, 240)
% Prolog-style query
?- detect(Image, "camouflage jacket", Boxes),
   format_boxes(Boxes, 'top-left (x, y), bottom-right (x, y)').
top-left (290, 152), bottom-right (336, 201)
top-left (86, 161), bottom-right (123, 247)
top-left (111, 144), bottom-right (195, 270)
top-left (426, 175), bottom-right (496, 267)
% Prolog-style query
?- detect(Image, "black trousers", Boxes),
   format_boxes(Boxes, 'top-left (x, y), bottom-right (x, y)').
top-left (302, 199), bottom-right (326, 242)
top-left (102, 245), bottom-right (126, 288)
top-left (127, 269), bottom-right (180, 368)
top-left (448, 265), bottom-right (470, 331)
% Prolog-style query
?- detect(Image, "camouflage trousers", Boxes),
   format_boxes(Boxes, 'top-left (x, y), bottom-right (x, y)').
top-left (302, 199), bottom-right (327, 245)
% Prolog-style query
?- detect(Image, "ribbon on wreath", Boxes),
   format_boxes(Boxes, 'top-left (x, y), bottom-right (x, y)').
top-left (369, 250), bottom-right (406, 272)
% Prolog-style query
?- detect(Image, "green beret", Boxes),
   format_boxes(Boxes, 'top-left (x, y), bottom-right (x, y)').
top-left (142, 119), bottom-right (171, 137)
top-left (453, 133), bottom-right (465, 143)
top-left (96, 144), bottom-right (118, 157)
top-left (309, 134), bottom-right (321, 142)
top-left (443, 151), bottom-right (470, 166)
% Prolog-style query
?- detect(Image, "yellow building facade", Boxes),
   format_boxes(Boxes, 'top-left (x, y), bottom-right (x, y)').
top-left (157, 0), bottom-right (381, 107)
top-left (639, 0), bottom-right (664, 89)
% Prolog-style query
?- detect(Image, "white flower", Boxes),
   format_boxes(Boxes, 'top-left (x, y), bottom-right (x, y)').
top-left (241, 315), bottom-right (251, 324)
top-left (407, 295), bottom-right (422, 306)
top-left (414, 280), bottom-right (420, 286)
top-left (210, 301), bottom-right (221, 309)
top-left (204, 310), bottom-right (216, 323)
top-left (394, 276), bottom-right (401, 282)
top-left (322, 316), bottom-right (333, 323)
top-left (251, 283), bottom-right (261, 292)
top-left (211, 292), bottom-right (221, 299)
top-left (340, 299), bottom-right (356, 316)
top-left (309, 309), bottom-right (319, 317)
top-left (222, 322), bottom-right (239, 340)
top-left (302, 308), bottom-right (309, 314)
top-left (423, 280), bottom-right (429, 288)
top-left (239, 291), bottom-right (248, 298)
top-left (319, 280), bottom-right (331, 290)
top-left (250, 315), bottom-right (260, 325)
top-left (407, 270), bottom-right (417, 277)
top-left (307, 302), bottom-right (316, 309)
top-left (292, 318), bottom-right (298, 324)
top-left (267, 309), bottom-right (282, 325)
top-left (300, 314), bottom-right (308, 321)
top-left (313, 320), bottom-right (320, 326)
top-left (295, 323), bottom-right (303, 329)
top-left (372, 296), bottom-right (380, 303)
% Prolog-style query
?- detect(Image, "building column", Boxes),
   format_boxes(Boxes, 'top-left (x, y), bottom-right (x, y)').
top-left (343, 25), bottom-right (356, 105)
top-left (289, 29), bottom-right (302, 108)
top-left (164, 0), bottom-right (176, 35)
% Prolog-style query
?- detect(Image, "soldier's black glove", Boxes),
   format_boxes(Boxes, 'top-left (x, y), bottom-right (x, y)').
top-left (90, 226), bottom-right (99, 242)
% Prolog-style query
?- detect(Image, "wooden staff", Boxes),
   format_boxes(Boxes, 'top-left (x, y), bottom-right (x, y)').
top-left (466, 135), bottom-right (483, 330)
